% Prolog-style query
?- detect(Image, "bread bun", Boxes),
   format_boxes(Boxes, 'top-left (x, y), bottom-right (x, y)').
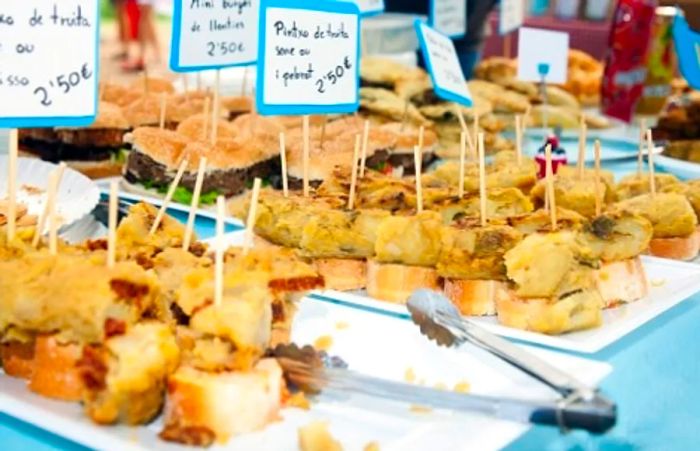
top-left (444, 279), bottom-right (508, 316)
top-left (366, 259), bottom-right (441, 303)
top-left (648, 233), bottom-right (700, 261)
top-left (496, 289), bottom-right (603, 335)
top-left (0, 340), bottom-right (35, 379)
top-left (313, 258), bottom-right (366, 291)
top-left (593, 257), bottom-right (649, 308)
top-left (29, 335), bottom-right (83, 401)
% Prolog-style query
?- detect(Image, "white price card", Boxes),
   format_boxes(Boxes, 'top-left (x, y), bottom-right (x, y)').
top-left (415, 20), bottom-right (472, 107)
top-left (499, 0), bottom-right (525, 35)
top-left (170, 0), bottom-right (259, 71)
top-left (0, 0), bottom-right (99, 128)
top-left (340, 0), bottom-right (384, 16)
top-left (256, 0), bottom-right (360, 116)
top-left (429, 0), bottom-right (466, 38)
top-left (517, 27), bottom-right (569, 84)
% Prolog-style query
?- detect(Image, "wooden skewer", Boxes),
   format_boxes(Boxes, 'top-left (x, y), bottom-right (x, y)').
top-left (33, 162), bottom-right (66, 248)
top-left (6, 130), bottom-right (18, 241)
top-left (503, 33), bottom-right (512, 58)
top-left (319, 116), bottom-right (328, 151)
top-left (150, 159), bottom-right (189, 235)
top-left (196, 72), bottom-right (202, 91)
top-left (159, 92), bottom-right (167, 130)
top-left (472, 114), bottom-right (480, 159)
top-left (637, 118), bottom-right (647, 178)
top-left (646, 129), bottom-right (656, 197)
top-left (455, 104), bottom-right (467, 132)
top-left (544, 143), bottom-right (557, 231)
top-left (577, 120), bottom-right (588, 179)
top-left (107, 180), bottom-right (118, 268)
top-left (201, 96), bottom-right (211, 141)
top-left (348, 135), bottom-right (361, 210)
top-left (241, 67), bottom-right (249, 97)
top-left (302, 115), bottom-right (310, 197)
top-left (414, 145), bottom-right (423, 213)
top-left (214, 195), bottom-right (225, 307)
top-left (182, 74), bottom-right (189, 102)
top-left (211, 70), bottom-right (221, 144)
top-left (478, 132), bottom-right (487, 227)
top-left (515, 115), bottom-right (523, 166)
top-left (418, 125), bottom-right (425, 153)
top-left (244, 178), bottom-right (262, 254)
top-left (279, 132), bottom-right (288, 198)
top-left (183, 157), bottom-right (207, 252)
top-left (594, 140), bottom-right (602, 217)
top-left (360, 120), bottom-right (370, 177)
top-left (459, 131), bottom-right (466, 198)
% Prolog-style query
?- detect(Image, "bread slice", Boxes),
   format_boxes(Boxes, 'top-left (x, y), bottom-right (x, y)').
top-left (160, 358), bottom-right (283, 446)
top-left (648, 233), bottom-right (700, 261)
top-left (313, 258), bottom-right (367, 291)
top-left (366, 260), bottom-right (441, 303)
top-left (444, 279), bottom-right (508, 316)
top-left (0, 340), bottom-right (35, 379)
top-left (29, 335), bottom-right (83, 401)
top-left (593, 257), bottom-right (649, 308)
top-left (496, 289), bottom-right (603, 335)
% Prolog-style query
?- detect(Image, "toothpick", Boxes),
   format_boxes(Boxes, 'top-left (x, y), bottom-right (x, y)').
top-left (545, 144), bottom-right (557, 230)
top-left (182, 74), bottom-right (189, 102)
top-left (6, 130), bottom-right (18, 241)
top-left (244, 178), bottom-right (262, 255)
top-left (414, 145), bottom-right (423, 213)
top-left (214, 195), bottom-right (225, 307)
top-left (594, 140), bottom-right (602, 216)
top-left (348, 135), bottom-right (361, 210)
top-left (302, 115), bottom-right (310, 197)
top-left (472, 114), bottom-right (480, 158)
top-left (279, 132), bottom-right (288, 198)
top-left (107, 180), bottom-right (118, 268)
top-left (503, 33), bottom-right (512, 58)
top-left (478, 132), bottom-right (487, 227)
top-left (577, 119), bottom-right (587, 179)
top-left (455, 104), bottom-right (467, 132)
top-left (646, 129), bottom-right (656, 197)
top-left (150, 159), bottom-right (189, 235)
top-left (637, 118), bottom-right (647, 178)
top-left (33, 163), bottom-right (66, 248)
top-left (515, 115), bottom-right (523, 166)
top-left (183, 157), bottom-right (207, 252)
top-left (241, 67), bottom-right (248, 97)
top-left (459, 131), bottom-right (466, 198)
top-left (196, 72), bottom-right (202, 90)
top-left (159, 92), bottom-right (167, 129)
top-left (360, 120), bottom-right (370, 177)
top-left (211, 70), bottom-right (220, 144)
top-left (319, 116), bottom-right (328, 151)
top-left (201, 96), bottom-right (211, 141)
top-left (418, 125), bottom-right (425, 152)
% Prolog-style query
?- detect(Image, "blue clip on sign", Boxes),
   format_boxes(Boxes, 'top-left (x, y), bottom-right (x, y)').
top-left (255, 0), bottom-right (361, 116)
top-left (673, 10), bottom-right (700, 91)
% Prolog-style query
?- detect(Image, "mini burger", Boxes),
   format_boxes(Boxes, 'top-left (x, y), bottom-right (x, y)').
top-left (378, 122), bottom-right (438, 176)
top-left (123, 94), bottom-right (179, 130)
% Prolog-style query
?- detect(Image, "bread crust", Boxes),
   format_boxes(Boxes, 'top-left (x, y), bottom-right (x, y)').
top-left (648, 234), bottom-right (699, 261)
top-left (593, 257), bottom-right (649, 308)
top-left (366, 260), bottom-right (441, 303)
top-left (444, 279), bottom-right (507, 316)
top-left (28, 335), bottom-right (83, 401)
top-left (313, 258), bottom-right (367, 291)
top-left (1, 340), bottom-right (35, 379)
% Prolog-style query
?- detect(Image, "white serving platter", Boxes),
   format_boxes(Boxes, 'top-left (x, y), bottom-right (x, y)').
top-left (310, 256), bottom-right (700, 354)
top-left (0, 156), bottom-right (99, 231)
top-left (0, 297), bottom-right (611, 451)
top-left (654, 154), bottom-right (700, 180)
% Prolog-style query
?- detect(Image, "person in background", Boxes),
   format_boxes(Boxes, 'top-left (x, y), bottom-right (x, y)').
top-left (111, 0), bottom-right (129, 60)
top-left (383, 0), bottom-right (499, 78)
top-left (122, 0), bottom-right (161, 72)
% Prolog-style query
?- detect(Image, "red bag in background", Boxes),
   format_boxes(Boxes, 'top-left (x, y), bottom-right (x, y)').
top-left (601, 0), bottom-right (657, 122)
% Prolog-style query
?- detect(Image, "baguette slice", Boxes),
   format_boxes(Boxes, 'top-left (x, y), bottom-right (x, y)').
top-left (160, 358), bottom-right (283, 446)
top-left (366, 260), bottom-right (441, 303)
top-left (29, 335), bottom-right (83, 401)
top-left (0, 340), bottom-right (35, 379)
top-left (314, 258), bottom-right (367, 291)
top-left (593, 257), bottom-right (649, 308)
top-left (444, 279), bottom-right (508, 316)
top-left (648, 232), bottom-right (700, 261)
top-left (496, 289), bottom-right (603, 335)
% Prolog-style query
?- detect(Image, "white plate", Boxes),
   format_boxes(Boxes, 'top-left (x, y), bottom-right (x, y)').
top-left (653, 154), bottom-right (700, 180)
top-left (310, 256), bottom-right (700, 354)
top-left (0, 297), bottom-right (611, 451)
top-left (0, 156), bottom-right (99, 230)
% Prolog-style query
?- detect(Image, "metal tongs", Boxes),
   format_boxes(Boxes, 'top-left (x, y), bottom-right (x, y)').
top-left (273, 289), bottom-right (616, 434)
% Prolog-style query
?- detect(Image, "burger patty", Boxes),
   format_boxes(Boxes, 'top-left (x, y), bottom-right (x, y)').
top-left (388, 150), bottom-right (436, 176)
top-left (360, 78), bottom-right (394, 90)
top-left (20, 128), bottom-right (127, 162)
top-left (55, 129), bottom-right (127, 148)
top-left (286, 176), bottom-right (323, 192)
top-left (125, 150), bottom-right (279, 197)
top-left (364, 148), bottom-right (390, 170)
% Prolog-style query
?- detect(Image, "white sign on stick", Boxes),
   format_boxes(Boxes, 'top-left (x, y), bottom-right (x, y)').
top-left (516, 27), bottom-right (569, 84)
top-left (500, 0), bottom-right (525, 35)
top-left (170, 0), bottom-right (259, 71)
top-left (415, 20), bottom-right (472, 106)
top-left (429, 0), bottom-right (467, 38)
top-left (256, 0), bottom-right (360, 115)
top-left (0, 1), bottom-right (99, 127)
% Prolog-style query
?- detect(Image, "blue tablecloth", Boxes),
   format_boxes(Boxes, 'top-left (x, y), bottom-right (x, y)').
top-left (3, 158), bottom-right (700, 450)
